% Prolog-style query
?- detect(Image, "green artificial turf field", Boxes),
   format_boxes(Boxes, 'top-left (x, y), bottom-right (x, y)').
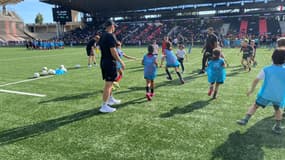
top-left (0, 46), bottom-right (284, 160)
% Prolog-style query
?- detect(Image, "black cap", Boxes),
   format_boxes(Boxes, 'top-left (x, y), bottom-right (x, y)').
top-left (104, 20), bottom-right (118, 28)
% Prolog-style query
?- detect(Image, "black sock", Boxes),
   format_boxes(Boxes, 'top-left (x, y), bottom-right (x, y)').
top-left (166, 69), bottom-right (172, 79)
top-left (151, 88), bottom-right (154, 93)
top-left (146, 86), bottom-right (150, 93)
top-left (176, 72), bottom-right (182, 80)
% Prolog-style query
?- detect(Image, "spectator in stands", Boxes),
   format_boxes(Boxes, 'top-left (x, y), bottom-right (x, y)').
top-left (199, 27), bottom-right (218, 74)
top-left (86, 35), bottom-right (100, 68)
top-left (98, 20), bottom-right (125, 113)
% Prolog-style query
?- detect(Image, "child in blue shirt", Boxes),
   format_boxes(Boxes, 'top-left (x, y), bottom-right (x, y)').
top-left (206, 48), bottom-right (226, 99)
top-left (142, 45), bottom-right (158, 101)
top-left (237, 49), bottom-right (285, 134)
top-left (160, 41), bottom-right (184, 84)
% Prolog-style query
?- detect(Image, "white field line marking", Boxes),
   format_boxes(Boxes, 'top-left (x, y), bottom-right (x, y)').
top-left (0, 75), bottom-right (54, 87)
top-left (0, 89), bottom-right (46, 97)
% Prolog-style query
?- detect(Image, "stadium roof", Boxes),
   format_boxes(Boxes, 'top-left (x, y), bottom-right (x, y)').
top-left (41, 0), bottom-right (243, 14)
top-left (41, 0), bottom-right (284, 18)
top-left (0, 0), bottom-right (22, 5)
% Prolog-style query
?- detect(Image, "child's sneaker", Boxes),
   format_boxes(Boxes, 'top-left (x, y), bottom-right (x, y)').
top-left (236, 119), bottom-right (248, 125)
top-left (272, 124), bottom-right (283, 134)
top-left (208, 88), bottom-right (213, 96)
top-left (88, 64), bottom-right (92, 68)
top-left (150, 93), bottom-right (155, 97)
top-left (166, 76), bottom-right (172, 80)
top-left (180, 79), bottom-right (185, 84)
top-left (146, 93), bottom-right (152, 101)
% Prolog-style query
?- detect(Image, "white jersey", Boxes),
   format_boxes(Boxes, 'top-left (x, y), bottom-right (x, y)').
top-left (153, 44), bottom-right (159, 55)
top-left (176, 49), bottom-right (186, 58)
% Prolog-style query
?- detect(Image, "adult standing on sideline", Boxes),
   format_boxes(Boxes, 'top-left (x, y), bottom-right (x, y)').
top-left (199, 27), bottom-right (218, 74)
top-left (98, 20), bottom-right (125, 113)
top-left (86, 35), bottom-right (100, 68)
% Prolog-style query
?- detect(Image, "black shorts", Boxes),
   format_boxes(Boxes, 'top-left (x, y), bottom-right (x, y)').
top-left (101, 60), bottom-right (117, 82)
top-left (86, 48), bottom-right (94, 56)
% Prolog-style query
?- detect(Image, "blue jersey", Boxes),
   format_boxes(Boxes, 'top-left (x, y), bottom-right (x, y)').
top-left (143, 54), bottom-right (157, 80)
top-left (116, 48), bottom-right (124, 70)
top-left (165, 49), bottom-right (180, 67)
top-left (206, 58), bottom-right (226, 83)
top-left (257, 65), bottom-right (285, 107)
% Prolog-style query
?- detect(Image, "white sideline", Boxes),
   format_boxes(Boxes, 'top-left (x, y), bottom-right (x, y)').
top-left (0, 75), bottom-right (54, 87)
top-left (0, 89), bottom-right (46, 97)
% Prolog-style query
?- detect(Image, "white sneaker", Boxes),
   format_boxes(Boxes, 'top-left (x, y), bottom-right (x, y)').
top-left (107, 97), bottom-right (121, 105)
top-left (88, 64), bottom-right (92, 68)
top-left (99, 104), bottom-right (116, 113)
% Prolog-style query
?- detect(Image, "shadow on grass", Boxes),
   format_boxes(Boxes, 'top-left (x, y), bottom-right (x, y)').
top-left (211, 116), bottom-right (285, 160)
top-left (39, 91), bottom-right (101, 104)
top-left (160, 99), bottom-right (213, 118)
top-left (0, 97), bottom-right (147, 146)
top-left (115, 80), bottom-right (184, 95)
top-left (0, 108), bottom-right (102, 146)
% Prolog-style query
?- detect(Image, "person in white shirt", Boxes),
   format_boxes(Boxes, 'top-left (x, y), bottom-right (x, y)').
top-left (152, 40), bottom-right (159, 56)
top-left (176, 44), bottom-right (187, 73)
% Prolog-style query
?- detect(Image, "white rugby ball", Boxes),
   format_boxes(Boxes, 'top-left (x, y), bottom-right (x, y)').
top-left (33, 72), bottom-right (40, 78)
top-left (42, 67), bottom-right (48, 71)
top-left (41, 70), bottom-right (48, 76)
top-left (48, 69), bottom-right (56, 75)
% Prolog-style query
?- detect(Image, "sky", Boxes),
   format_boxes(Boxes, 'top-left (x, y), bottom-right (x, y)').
top-left (4, 0), bottom-right (54, 24)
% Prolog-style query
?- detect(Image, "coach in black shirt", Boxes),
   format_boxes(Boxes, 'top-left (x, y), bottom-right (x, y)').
top-left (199, 27), bottom-right (218, 74)
top-left (98, 20), bottom-right (125, 113)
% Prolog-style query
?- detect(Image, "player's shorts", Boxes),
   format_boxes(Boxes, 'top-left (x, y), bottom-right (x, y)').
top-left (242, 55), bottom-right (250, 60)
top-left (86, 48), bottom-right (94, 56)
top-left (255, 96), bottom-right (284, 109)
top-left (101, 60), bottom-right (117, 82)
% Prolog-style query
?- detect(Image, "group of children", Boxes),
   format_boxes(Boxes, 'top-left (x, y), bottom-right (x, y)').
top-left (91, 33), bottom-right (285, 134)
top-left (143, 37), bottom-right (285, 134)
top-left (237, 37), bottom-right (285, 134)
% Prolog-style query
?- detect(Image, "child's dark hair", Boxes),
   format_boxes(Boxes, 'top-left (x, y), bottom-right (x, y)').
top-left (277, 37), bottom-right (285, 47)
top-left (148, 45), bottom-right (154, 54)
top-left (212, 48), bottom-right (221, 60)
top-left (272, 49), bottom-right (285, 65)
top-left (166, 41), bottom-right (172, 50)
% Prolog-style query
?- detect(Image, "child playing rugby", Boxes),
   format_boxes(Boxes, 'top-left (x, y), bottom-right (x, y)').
top-left (237, 49), bottom-right (285, 134)
top-left (240, 39), bottom-right (253, 71)
top-left (206, 48), bottom-right (226, 99)
top-left (160, 41), bottom-right (184, 84)
top-left (142, 45), bottom-right (158, 101)
top-left (176, 44), bottom-right (187, 73)
top-left (114, 41), bottom-right (137, 89)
